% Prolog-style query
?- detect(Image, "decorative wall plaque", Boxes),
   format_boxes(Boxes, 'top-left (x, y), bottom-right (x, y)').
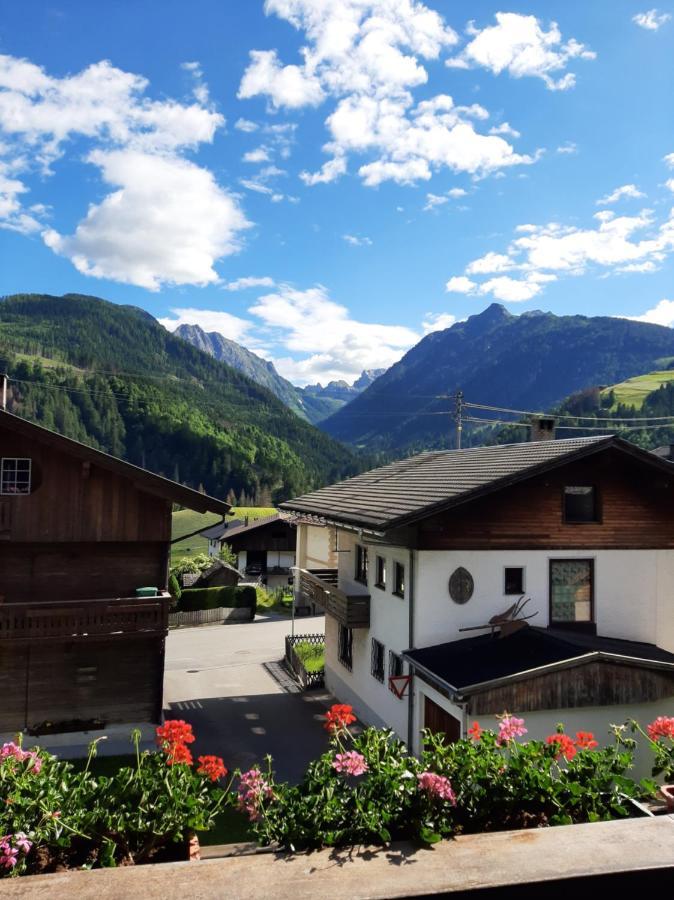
top-left (449, 567), bottom-right (474, 605)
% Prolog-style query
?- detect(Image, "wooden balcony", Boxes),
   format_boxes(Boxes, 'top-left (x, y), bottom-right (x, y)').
top-left (0, 594), bottom-right (170, 643)
top-left (296, 569), bottom-right (370, 628)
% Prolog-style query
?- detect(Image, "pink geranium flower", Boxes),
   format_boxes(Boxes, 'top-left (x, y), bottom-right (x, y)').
top-left (332, 751), bottom-right (369, 777)
top-left (497, 715), bottom-right (527, 745)
top-left (417, 771), bottom-right (456, 803)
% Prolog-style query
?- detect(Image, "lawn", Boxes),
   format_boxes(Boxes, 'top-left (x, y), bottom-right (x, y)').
top-left (601, 369), bottom-right (674, 410)
top-left (171, 506), bottom-right (276, 563)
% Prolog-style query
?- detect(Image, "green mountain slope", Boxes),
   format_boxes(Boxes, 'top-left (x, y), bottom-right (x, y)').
top-left (0, 293), bottom-right (360, 503)
top-left (322, 304), bottom-right (674, 452)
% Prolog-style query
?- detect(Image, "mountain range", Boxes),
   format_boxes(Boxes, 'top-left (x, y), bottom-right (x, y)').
top-left (175, 323), bottom-right (382, 423)
top-left (0, 294), bottom-right (361, 504)
top-left (321, 304), bottom-right (674, 452)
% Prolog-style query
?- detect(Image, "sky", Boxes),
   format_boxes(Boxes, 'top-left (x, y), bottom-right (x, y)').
top-left (1, 1), bottom-right (674, 386)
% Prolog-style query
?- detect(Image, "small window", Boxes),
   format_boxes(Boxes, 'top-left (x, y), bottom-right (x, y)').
top-left (355, 544), bottom-right (369, 584)
top-left (338, 624), bottom-right (353, 671)
top-left (550, 559), bottom-right (593, 625)
top-left (564, 486), bottom-right (598, 523)
top-left (0, 458), bottom-right (31, 495)
top-left (504, 567), bottom-right (525, 595)
top-left (375, 555), bottom-right (386, 589)
top-left (393, 562), bottom-right (405, 598)
top-left (389, 651), bottom-right (404, 695)
top-left (371, 638), bottom-right (385, 682)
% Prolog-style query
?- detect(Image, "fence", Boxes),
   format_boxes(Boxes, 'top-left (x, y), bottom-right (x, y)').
top-left (168, 606), bottom-right (253, 628)
top-left (285, 633), bottom-right (325, 690)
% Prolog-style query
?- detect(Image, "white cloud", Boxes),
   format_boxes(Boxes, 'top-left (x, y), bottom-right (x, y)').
top-left (664, 178), bottom-right (674, 192)
top-left (624, 299), bottom-right (674, 325)
top-left (489, 122), bottom-right (520, 139)
top-left (422, 311), bottom-right (457, 333)
top-left (596, 184), bottom-right (645, 205)
top-left (664, 152), bottom-right (674, 167)
top-left (44, 150), bottom-right (250, 290)
top-left (0, 54), bottom-right (251, 287)
top-left (447, 13), bottom-right (595, 90)
top-left (222, 276), bottom-right (276, 291)
top-left (466, 251), bottom-right (514, 274)
top-left (448, 187), bottom-right (468, 198)
top-left (423, 186), bottom-right (468, 210)
top-left (235, 117), bottom-right (258, 132)
top-left (446, 275), bottom-right (477, 293)
top-left (633, 9), bottom-right (671, 30)
top-left (159, 307), bottom-right (254, 343)
top-left (240, 2), bottom-right (537, 187)
top-left (243, 146), bottom-right (271, 163)
top-left (343, 234), bottom-right (372, 246)
top-left (557, 141), bottom-right (578, 154)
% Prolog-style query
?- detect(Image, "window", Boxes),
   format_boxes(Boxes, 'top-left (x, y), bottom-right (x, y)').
top-left (389, 651), bottom-right (404, 695)
top-left (0, 458), bottom-right (31, 495)
top-left (338, 624), bottom-right (353, 671)
top-left (563, 486), bottom-right (598, 523)
top-left (550, 559), bottom-right (594, 625)
top-left (355, 544), bottom-right (369, 584)
top-left (393, 562), bottom-right (405, 598)
top-left (504, 567), bottom-right (525, 595)
top-left (371, 638), bottom-right (385, 682)
top-left (375, 555), bottom-right (386, 589)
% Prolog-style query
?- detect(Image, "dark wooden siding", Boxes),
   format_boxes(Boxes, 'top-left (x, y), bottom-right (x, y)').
top-left (467, 660), bottom-right (674, 716)
top-left (424, 696), bottom-right (461, 743)
top-left (0, 636), bottom-right (164, 732)
top-left (418, 450), bottom-right (674, 550)
top-left (226, 521), bottom-right (296, 553)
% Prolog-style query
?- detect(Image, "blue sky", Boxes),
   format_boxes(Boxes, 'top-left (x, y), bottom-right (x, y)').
top-left (1, 1), bottom-right (674, 385)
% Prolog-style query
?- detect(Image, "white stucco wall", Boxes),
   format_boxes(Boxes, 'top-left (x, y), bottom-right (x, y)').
top-left (656, 550), bottom-right (674, 654)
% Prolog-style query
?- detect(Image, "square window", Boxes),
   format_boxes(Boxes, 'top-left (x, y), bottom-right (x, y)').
top-left (0, 458), bottom-right (31, 495)
top-left (550, 559), bottom-right (593, 624)
top-left (355, 544), bottom-right (369, 584)
top-left (371, 638), bottom-right (385, 682)
top-left (393, 562), bottom-right (405, 598)
top-left (504, 567), bottom-right (525, 595)
top-left (375, 555), bottom-right (386, 589)
top-left (338, 624), bottom-right (353, 671)
top-left (564, 486), bottom-right (598, 523)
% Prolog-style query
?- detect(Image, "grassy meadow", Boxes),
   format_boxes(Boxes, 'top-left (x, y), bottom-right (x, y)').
top-left (171, 507), bottom-right (276, 563)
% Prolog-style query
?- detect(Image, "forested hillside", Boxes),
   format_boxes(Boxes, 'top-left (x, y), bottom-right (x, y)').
top-left (0, 294), bottom-right (361, 503)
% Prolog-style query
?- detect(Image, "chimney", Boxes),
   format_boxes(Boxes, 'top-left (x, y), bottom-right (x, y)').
top-left (530, 416), bottom-right (556, 442)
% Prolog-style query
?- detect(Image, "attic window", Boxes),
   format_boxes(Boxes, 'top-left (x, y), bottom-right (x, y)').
top-left (1, 458), bottom-right (31, 495)
top-left (563, 486), bottom-right (598, 523)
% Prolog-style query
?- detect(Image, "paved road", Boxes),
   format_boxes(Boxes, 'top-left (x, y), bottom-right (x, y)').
top-left (164, 613), bottom-right (331, 783)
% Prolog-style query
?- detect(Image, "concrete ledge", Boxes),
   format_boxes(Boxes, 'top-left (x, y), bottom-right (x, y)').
top-left (0, 722), bottom-right (155, 759)
top-left (7, 816), bottom-right (674, 898)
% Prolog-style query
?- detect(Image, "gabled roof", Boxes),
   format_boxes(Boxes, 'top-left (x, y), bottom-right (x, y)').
top-left (404, 627), bottom-right (674, 698)
top-left (0, 408), bottom-right (230, 515)
top-left (201, 512), bottom-right (293, 541)
top-left (280, 435), bottom-right (674, 532)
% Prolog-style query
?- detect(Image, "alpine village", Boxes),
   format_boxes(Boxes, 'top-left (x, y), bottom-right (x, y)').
top-left (2, 3), bottom-right (674, 897)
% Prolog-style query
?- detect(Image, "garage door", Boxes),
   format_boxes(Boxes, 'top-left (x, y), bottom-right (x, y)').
top-left (424, 696), bottom-right (461, 744)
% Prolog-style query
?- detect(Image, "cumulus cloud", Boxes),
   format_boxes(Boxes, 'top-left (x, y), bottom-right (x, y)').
top-left (343, 233), bottom-right (372, 246)
top-left (489, 122), bottom-right (520, 139)
top-left (243, 146), bottom-right (271, 163)
top-left (624, 298), bottom-right (674, 326)
top-left (0, 54), bottom-right (250, 288)
top-left (235, 117), bottom-right (258, 132)
top-left (159, 307), bottom-right (255, 343)
top-left (447, 13), bottom-right (595, 90)
top-left (222, 276), bottom-right (276, 291)
top-left (633, 9), bottom-right (671, 30)
top-left (240, 1), bottom-right (538, 187)
top-left (423, 185), bottom-right (468, 211)
top-left (596, 184), bottom-right (645, 205)
top-left (422, 311), bottom-right (458, 333)
top-left (556, 142), bottom-right (578, 154)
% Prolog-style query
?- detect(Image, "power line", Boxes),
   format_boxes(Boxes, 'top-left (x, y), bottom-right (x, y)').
top-left (465, 400), bottom-right (674, 425)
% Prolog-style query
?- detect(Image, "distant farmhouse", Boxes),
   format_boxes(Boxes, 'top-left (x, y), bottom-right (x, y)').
top-left (203, 513), bottom-right (295, 589)
top-left (0, 409), bottom-right (230, 746)
top-left (282, 431), bottom-right (674, 764)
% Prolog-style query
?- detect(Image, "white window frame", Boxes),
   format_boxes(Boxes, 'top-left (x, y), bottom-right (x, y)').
top-left (0, 458), bottom-right (32, 495)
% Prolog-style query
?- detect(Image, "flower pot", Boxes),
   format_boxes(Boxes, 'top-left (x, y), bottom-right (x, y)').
top-left (659, 784), bottom-right (674, 812)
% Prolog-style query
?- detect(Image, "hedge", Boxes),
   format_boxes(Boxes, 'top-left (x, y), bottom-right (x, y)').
top-left (178, 585), bottom-right (257, 614)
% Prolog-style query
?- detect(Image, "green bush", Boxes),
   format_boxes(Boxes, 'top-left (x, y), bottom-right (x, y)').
top-left (168, 574), bottom-right (182, 602)
top-left (178, 585), bottom-right (257, 614)
top-left (293, 641), bottom-right (325, 674)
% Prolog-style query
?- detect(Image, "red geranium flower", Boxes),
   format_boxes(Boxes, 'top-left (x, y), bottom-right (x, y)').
top-left (156, 720), bottom-right (195, 748)
top-left (197, 755), bottom-right (228, 782)
top-left (165, 742), bottom-right (193, 766)
top-left (546, 733), bottom-right (577, 761)
top-left (647, 716), bottom-right (674, 741)
top-left (575, 731), bottom-right (598, 751)
top-left (467, 721), bottom-right (482, 741)
top-left (324, 704), bottom-right (357, 734)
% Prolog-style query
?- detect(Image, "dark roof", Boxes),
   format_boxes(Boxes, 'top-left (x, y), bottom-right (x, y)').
top-left (281, 435), bottom-right (673, 531)
top-left (0, 408), bottom-right (230, 515)
top-left (202, 518), bottom-right (244, 539)
top-left (200, 512), bottom-right (293, 541)
top-left (404, 627), bottom-right (674, 696)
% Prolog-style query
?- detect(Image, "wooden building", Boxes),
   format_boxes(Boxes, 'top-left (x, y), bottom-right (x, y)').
top-left (0, 409), bottom-right (230, 737)
top-left (203, 513), bottom-right (295, 589)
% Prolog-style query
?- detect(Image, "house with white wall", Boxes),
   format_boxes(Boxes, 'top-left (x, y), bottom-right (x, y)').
top-left (202, 513), bottom-right (295, 590)
top-left (281, 435), bottom-right (674, 769)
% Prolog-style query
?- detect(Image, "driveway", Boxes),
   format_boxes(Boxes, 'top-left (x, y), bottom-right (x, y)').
top-left (164, 614), bottom-right (331, 783)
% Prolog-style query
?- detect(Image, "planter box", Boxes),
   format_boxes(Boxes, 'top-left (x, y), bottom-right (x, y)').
top-left (285, 634), bottom-right (325, 690)
top-left (169, 606), bottom-right (253, 628)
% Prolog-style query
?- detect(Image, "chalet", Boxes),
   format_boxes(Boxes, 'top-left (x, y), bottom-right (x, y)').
top-left (282, 435), bottom-right (674, 771)
top-left (0, 409), bottom-right (230, 745)
top-left (203, 513), bottom-right (295, 589)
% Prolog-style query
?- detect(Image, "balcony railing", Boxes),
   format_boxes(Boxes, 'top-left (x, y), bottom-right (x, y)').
top-left (296, 569), bottom-right (370, 628)
top-left (0, 594), bottom-right (170, 643)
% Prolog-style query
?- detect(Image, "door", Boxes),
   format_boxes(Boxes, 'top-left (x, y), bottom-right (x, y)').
top-left (424, 696), bottom-right (461, 744)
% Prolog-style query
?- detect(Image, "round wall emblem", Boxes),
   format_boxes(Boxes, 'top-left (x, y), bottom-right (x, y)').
top-left (449, 567), bottom-right (474, 605)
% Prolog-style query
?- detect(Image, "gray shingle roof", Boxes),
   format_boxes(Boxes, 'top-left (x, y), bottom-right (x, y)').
top-left (280, 435), bottom-right (662, 531)
top-left (201, 513), bottom-right (287, 541)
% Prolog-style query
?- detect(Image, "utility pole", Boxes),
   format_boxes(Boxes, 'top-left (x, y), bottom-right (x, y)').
top-left (454, 389), bottom-right (463, 450)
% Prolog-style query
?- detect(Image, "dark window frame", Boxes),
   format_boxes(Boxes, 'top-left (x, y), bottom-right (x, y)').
top-left (374, 555), bottom-right (386, 590)
top-left (548, 558), bottom-right (596, 633)
top-left (371, 637), bottom-right (385, 683)
top-left (338, 624), bottom-right (353, 671)
top-left (504, 566), bottom-right (525, 595)
top-left (393, 561), bottom-right (405, 598)
top-left (355, 544), bottom-right (369, 585)
top-left (388, 651), bottom-right (404, 696)
top-left (0, 458), bottom-right (32, 496)
top-left (562, 485), bottom-right (601, 525)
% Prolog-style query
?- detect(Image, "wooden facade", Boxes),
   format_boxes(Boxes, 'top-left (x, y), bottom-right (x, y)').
top-left (417, 450), bottom-right (674, 551)
top-left (0, 410), bottom-right (229, 735)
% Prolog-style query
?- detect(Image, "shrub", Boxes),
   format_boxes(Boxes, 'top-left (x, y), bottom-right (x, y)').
top-left (293, 641), bottom-right (325, 674)
top-left (168, 574), bottom-right (181, 603)
top-left (177, 585), bottom-right (257, 614)
top-left (170, 554), bottom-right (212, 580)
